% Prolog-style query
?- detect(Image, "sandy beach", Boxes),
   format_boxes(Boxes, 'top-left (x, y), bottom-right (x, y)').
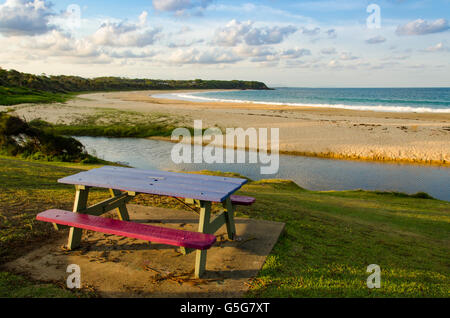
top-left (11, 90), bottom-right (450, 165)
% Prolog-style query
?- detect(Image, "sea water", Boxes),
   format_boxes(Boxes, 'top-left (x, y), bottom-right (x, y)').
top-left (155, 87), bottom-right (450, 113)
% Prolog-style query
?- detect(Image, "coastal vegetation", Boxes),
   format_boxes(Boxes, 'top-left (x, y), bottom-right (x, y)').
top-left (0, 113), bottom-right (102, 163)
top-left (0, 67), bottom-right (269, 106)
top-left (0, 158), bottom-right (448, 297)
top-left (23, 106), bottom-right (195, 138)
top-left (30, 118), bottom-right (181, 139)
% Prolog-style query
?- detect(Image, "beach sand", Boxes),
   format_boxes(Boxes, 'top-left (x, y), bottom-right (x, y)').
top-left (11, 90), bottom-right (450, 165)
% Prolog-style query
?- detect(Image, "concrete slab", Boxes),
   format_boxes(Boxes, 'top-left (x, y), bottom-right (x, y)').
top-left (4, 204), bottom-right (285, 298)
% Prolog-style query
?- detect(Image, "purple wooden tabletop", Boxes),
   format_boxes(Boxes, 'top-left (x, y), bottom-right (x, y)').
top-left (58, 166), bottom-right (248, 202)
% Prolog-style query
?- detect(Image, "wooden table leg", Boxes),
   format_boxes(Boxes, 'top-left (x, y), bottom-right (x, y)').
top-left (109, 189), bottom-right (130, 221)
top-left (223, 197), bottom-right (236, 240)
top-left (195, 200), bottom-right (212, 278)
top-left (67, 185), bottom-right (89, 250)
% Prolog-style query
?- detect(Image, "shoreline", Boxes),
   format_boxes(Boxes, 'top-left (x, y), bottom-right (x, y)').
top-left (148, 136), bottom-right (449, 167)
top-left (153, 90), bottom-right (450, 114)
top-left (10, 90), bottom-right (450, 166)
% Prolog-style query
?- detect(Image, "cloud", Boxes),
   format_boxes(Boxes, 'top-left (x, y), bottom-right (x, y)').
top-left (0, 0), bottom-right (56, 36)
top-left (233, 45), bottom-right (310, 65)
top-left (321, 47), bottom-right (336, 55)
top-left (339, 52), bottom-right (358, 61)
top-left (396, 18), bottom-right (449, 36)
top-left (301, 26), bottom-right (320, 36)
top-left (214, 20), bottom-right (297, 47)
top-left (365, 35), bottom-right (386, 44)
top-left (280, 48), bottom-right (311, 59)
top-left (326, 28), bottom-right (337, 39)
top-left (152, 0), bottom-right (212, 16)
top-left (214, 20), bottom-right (253, 46)
top-left (167, 39), bottom-right (204, 48)
top-left (108, 49), bottom-right (156, 59)
top-left (162, 47), bottom-right (242, 65)
top-left (92, 12), bottom-right (162, 47)
top-left (244, 25), bottom-right (297, 46)
top-left (232, 45), bottom-right (276, 58)
top-left (424, 42), bottom-right (449, 52)
top-left (10, 29), bottom-right (114, 64)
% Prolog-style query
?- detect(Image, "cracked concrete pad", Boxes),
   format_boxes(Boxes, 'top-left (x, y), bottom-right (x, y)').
top-left (4, 204), bottom-right (285, 298)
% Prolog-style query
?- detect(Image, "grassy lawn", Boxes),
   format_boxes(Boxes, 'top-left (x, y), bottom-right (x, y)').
top-left (0, 157), bottom-right (448, 297)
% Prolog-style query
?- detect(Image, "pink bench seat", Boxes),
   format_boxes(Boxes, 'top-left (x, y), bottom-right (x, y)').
top-left (230, 195), bottom-right (256, 206)
top-left (36, 209), bottom-right (216, 250)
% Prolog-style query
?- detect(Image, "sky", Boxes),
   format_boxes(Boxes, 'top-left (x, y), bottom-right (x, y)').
top-left (0, 0), bottom-right (449, 87)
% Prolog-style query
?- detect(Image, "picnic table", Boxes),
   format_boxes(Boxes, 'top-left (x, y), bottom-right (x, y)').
top-left (37, 166), bottom-right (254, 278)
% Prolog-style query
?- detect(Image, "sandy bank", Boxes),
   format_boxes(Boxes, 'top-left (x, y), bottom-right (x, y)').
top-left (11, 90), bottom-right (450, 165)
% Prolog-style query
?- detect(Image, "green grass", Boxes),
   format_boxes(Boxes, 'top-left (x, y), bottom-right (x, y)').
top-left (45, 123), bottom-right (180, 138)
top-left (0, 86), bottom-right (72, 106)
top-left (28, 108), bottom-right (192, 138)
top-left (0, 157), bottom-right (448, 297)
top-left (0, 272), bottom-right (94, 298)
top-left (239, 180), bottom-right (449, 297)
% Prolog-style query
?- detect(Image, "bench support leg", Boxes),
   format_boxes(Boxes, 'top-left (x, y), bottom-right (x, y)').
top-left (67, 186), bottom-right (89, 250)
top-left (223, 197), bottom-right (236, 240)
top-left (195, 201), bottom-right (212, 278)
top-left (109, 189), bottom-right (130, 221)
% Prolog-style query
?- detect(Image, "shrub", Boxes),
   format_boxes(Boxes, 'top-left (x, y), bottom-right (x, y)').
top-left (0, 113), bottom-right (89, 162)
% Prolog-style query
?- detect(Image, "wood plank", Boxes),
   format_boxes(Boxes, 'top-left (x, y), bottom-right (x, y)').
top-left (59, 170), bottom-right (245, 193)
top-left (223, 197), bottom-right (236, 240)
top-left (58, 166), bottom-right (247, 202)
top-left (37, 210), bottom-right (217, 250)
top-left (79, 192), bottom-right (134, 216)
top-left (67, 186), bottom-right (89, 250)
top-left (230, 195), bottom-right (256, 206)
top-left (110, 189), bottom-right (131, 221)
top-left (99, 166), bottom-right (246, 184)
top-left (208, 212), bottom-right (227, 234)
top-left (195, 201), bottom-right (212, 278)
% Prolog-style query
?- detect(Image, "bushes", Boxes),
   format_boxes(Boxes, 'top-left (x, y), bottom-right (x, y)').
top-left (0, 67), bottom-right (270, 106)
top-left (0, 86), bottom-right (69, 106)
top-left (0, 112), bottom-right (92, 162)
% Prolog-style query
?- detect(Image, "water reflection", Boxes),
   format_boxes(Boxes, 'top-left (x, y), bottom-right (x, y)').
top-left (75, 136), bottom-right (450, 201)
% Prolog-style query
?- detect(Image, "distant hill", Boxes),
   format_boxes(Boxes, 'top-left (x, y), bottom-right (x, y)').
top-left (0, 67), bottom-right (270, 105)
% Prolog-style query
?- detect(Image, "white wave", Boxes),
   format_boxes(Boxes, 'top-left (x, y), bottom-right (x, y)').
top-left (152, 92), bottom-right (450, 114)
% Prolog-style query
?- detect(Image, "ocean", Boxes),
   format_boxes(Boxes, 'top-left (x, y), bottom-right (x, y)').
top-left (156, 87), bottom-right (450, 113)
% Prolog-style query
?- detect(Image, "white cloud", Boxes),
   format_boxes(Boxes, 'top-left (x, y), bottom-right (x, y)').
top-left (425, 42), bottom-right (449, 52)
top-left (301, 27), bottom-right (320, 36)
top-left (396, 19), bottom-right (449, 36)
top-left (167, 39), bottom-right (204, 48)
top-left (232, 45), bottom-right (276, 58)
top-left (214, 20), bottom-right (253, 47)
top-left (19, 30), bottom-right (102, 58)
top-left (321, 47), bottom-right (336, 55)
top-left (326, 29), bottom-right (337, 39)
top-left (280, 48), bottom-right (311, 59)
top-left (0, 0), bottom-right (55, 36)
top-left (244, 25), bottom-right (297, 46)
top-left (92, 12), bottom-right (162, 47)
top-left (339, 52), bottom-right (358, 61)
top-left (162, 47), bottom-right (242, 65)
top-left (214, 20), bottom-right (297, 47)
top-left (366, 35), bottom-right (386, 44)
top-left (152, 0), bottom-right (212, 16)
top-left (108, 49), bottom-right (157, 59)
